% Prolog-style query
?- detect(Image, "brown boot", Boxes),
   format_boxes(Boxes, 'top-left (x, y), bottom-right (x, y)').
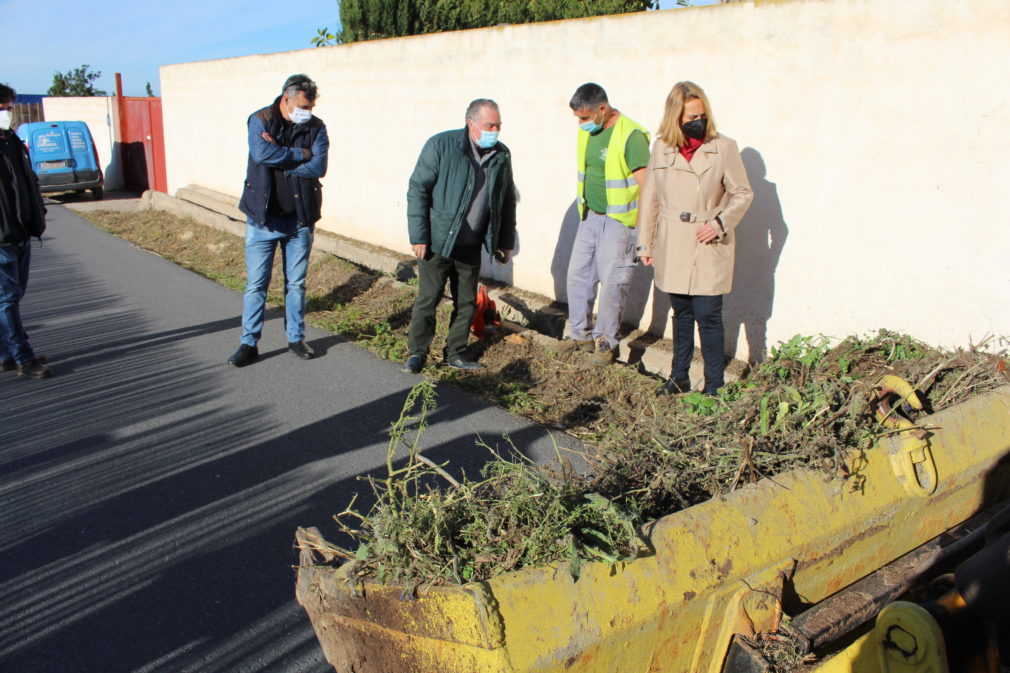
top-left (589, 336), bottom-right (616, 366)
top-left (548, 337), bottom-right (594, 355)
top-left (16, 358), bottom-right (52, 379)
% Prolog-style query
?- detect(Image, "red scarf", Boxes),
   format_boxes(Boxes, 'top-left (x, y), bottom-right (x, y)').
top-left (679, 136), bottom-right (704, 162)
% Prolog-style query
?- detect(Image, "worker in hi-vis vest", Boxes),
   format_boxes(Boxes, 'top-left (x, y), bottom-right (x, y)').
top-left (551, 83), bottom-right (650, 366)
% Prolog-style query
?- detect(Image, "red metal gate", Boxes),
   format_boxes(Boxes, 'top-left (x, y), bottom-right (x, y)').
top-left (119, 97), bottom-right (167, 193)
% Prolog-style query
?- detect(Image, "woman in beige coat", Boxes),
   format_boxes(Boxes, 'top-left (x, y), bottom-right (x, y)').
top-left (637, 81), bottom-right (753, 396)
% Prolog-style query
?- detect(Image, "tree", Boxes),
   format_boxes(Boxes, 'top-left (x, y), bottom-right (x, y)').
top-left (48, 65), bottom-right (106, 96)
top-left (146, 82), bottom-right (155, 97)
top-left (314, 0), bottom-right (656, 46)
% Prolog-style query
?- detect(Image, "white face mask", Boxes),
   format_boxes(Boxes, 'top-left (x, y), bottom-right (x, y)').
top-left (0, 110), bottom-right (12, 131)
top-left (290, 107), bottom-right (312, 124)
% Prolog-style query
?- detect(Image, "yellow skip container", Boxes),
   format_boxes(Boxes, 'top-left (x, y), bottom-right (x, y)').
top-left (296, 387), bottom-right (1010, 673)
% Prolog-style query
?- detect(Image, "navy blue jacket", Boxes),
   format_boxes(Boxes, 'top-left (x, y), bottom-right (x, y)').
top-left (238, 96), bottom-right (329, 229)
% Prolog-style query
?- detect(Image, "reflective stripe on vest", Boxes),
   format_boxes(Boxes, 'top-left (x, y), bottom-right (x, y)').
top-left (576, 113), bottom-right (650, 228)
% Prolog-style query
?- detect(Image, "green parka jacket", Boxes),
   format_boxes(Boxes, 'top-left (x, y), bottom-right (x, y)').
top-left (407, 128), bottom-right (517, 257)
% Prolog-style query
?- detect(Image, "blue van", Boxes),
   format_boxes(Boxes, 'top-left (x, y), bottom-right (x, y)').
top-left (17, 121), bottom-right (105, 200)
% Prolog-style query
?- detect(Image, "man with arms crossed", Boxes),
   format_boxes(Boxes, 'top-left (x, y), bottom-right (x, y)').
top-left (228, 74), bottom-right (329, 367)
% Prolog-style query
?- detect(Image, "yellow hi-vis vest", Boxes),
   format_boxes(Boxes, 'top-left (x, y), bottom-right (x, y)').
top-left (577, 113), bottom-right (650, 228)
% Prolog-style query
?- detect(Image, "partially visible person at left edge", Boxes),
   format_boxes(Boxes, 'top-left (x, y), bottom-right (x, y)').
top-left (0, 84), bottom-right (51, 379)
top-left (228, 74), bottom-right (329, 367)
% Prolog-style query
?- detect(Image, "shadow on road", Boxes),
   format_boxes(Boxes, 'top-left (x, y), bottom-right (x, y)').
top-left (0, 231), bottom-right (563, 673)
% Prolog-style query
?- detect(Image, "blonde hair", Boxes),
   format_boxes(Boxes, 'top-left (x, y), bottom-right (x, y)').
top-left (656, 81), bottom-right (717, 148)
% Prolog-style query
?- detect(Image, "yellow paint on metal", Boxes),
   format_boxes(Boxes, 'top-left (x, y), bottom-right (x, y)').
top-left (875, 602), bottom-right (949, 673)
top-left (809, 632), bottom-right (880, 673)
top-left (297, 388), bottom-right (1010, 673)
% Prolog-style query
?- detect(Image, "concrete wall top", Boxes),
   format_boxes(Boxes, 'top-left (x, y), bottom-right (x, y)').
top-left (160, 0), bottom-right (1010, 358)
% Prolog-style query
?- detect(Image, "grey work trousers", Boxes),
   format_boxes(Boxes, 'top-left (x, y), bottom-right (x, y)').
top-left (565, 211), bottom-right (637, 345)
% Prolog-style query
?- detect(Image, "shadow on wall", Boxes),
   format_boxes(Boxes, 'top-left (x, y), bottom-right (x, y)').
top-left (102, 141), bottom-right (124, 192)
top-left (624, 258), bottom-right (671, 339)
top-left (114, 140), bottom-right (150, 193)
top-left (480, 246), bottom-right (515, 285)
top-left (724, 147), bottom-right (789, 363)
top-left (550, 200), bottom-right (580, 305)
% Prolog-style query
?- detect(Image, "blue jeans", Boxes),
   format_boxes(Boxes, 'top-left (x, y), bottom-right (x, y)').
top-left (240, 220), bottom-right (313, 346)
top-left (0, 243), bottom-right (35, 364)
top-left (670, 293), bottom-right (724, 394)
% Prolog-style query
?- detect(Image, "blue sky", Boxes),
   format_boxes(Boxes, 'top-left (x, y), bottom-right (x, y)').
top-left (3, 0), bottom-right (716, 97)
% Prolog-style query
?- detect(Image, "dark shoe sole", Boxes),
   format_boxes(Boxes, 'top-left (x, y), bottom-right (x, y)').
top-left (17, 371), bottom-right (52, 379)
top-left (16, 365), bottom-right (52, 379)
top-left (657, 378), bottom-right (692, 396)
top-left (446, 359), bottom-right (482, 371)
top-left (228, 357), bottom-right (258, 367)
top-left (288, 342), bottom-right (315, 359)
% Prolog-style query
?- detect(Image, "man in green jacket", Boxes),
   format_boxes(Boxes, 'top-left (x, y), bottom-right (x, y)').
top-left (402, 99), bottom-right (517, 373)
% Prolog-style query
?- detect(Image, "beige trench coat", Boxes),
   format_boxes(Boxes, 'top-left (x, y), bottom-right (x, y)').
top-left (637, 134), bottom-right (753, 296)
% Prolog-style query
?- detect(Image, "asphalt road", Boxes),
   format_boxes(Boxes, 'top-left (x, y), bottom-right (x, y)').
top-left (0, 204), bottom-right (578, 673)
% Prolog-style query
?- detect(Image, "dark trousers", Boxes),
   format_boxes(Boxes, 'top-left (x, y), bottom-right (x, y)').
top-left (670, 293), bottom-right (725, 394)
top-left (0, 242), bottom-right (35, 364)
top-left (407, 244), bottom-right (481, 360)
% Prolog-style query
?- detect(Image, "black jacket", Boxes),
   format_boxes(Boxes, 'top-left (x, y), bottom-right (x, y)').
top-left (0, 130), bottom-right (46, 245)
top-left (238, 96), bottom-right (329, 228)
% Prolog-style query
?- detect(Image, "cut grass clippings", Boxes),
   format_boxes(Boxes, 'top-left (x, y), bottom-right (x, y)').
top-left (82, 208), bottom-right (1010, 587)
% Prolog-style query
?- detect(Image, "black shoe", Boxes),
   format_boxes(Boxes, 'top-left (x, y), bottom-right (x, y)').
top-left (401, 354), bottom-right (424, 374)
top-left (3, 354), bottom-right (46, 372)
top-left (16, 359), bottom-right (52, 379)
top-left (288, 341), bottom-right (315, 360)
top-left (446, 356), bottom-right (482, 371)
top-left (656, 377), bottom-right (691, 396)
top-left (228, 344), bottom-right (259, 367)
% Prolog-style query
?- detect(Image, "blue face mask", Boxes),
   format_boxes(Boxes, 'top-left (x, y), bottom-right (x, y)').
top-left (477, 130), bottom-right (498, 149)
top-left (290, 107), bottom-right (312, 125)
top-left (579, 109), bottom-right (604, 134)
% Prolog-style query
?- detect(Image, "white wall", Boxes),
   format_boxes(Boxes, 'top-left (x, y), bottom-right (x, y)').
top-left (160, 0), bottom-right (1010, 359)
top-left (41, 96), bottom-right (123, 191)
